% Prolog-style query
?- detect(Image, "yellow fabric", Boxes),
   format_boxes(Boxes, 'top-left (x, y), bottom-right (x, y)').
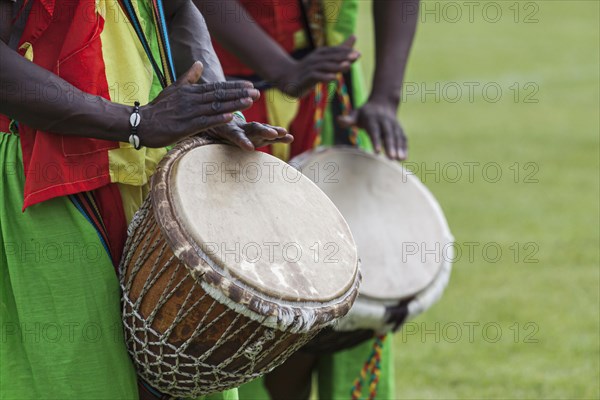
top-left (19, 42), bottom-right (33, 61)
top-left (293, 30), bottom-right (309, 51)
top-left (108, 146), bottom-right (166, 186)
top-left (290, 1), bottom-right (346, 48)
top-left (264, 88), bottom-right (300, 161)
top-left (323, 0), bottom-right (345, 45)
top-left (99, 0), bottom-right (166, 217)
top-left (117, 182), bottom-right (150, 224)
top-left (99, 0), bottom-right (154, 105)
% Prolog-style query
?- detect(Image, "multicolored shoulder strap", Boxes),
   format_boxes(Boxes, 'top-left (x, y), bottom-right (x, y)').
top-left (299, 0), bottom-right (360, 146)
top-left (68, 192), bottom-right (114, 262)
top-left (351, 334), bottom-right (387, 400)
top-left (117, 0), bottom-right (176, 88)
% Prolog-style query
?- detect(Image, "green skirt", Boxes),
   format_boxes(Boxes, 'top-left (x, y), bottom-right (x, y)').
top-left (0, 131), bottom-right (237, 400)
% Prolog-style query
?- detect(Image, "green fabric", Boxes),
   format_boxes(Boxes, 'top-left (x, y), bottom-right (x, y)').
top-left (0, 132), bottom-right (240, 400)
top-left (316, 338), bottom-right (395, 399)
top-left (0, 1), bottom-right (238, 397)
top-left (0, 132), bottom-right (138, 399)
top-left (205, 390), bottom-right (239, 400)
top-left (324, 0), bottom-right (358, 45)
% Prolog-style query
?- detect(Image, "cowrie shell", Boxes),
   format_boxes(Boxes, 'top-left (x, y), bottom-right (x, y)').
top-left (129, 134), bottom-right (140, 149)
top-left (130, 113), bottom-right (141, 127)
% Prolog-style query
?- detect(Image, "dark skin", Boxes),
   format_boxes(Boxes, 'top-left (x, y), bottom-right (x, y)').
top-left (338, 0), bottom-right (420, 160)
top-left (194, 1), bottom-right (361, 98)
top-left (165, 0), bottom-right (292, 148)
top-left (0, 0), bottom-right (291, 149)
top-left (197, 0), bottom-right (420, 160)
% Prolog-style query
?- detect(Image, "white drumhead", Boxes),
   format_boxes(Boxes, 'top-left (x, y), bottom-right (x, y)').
top-left (291, 147), bottom-right (453, 302)
top-left (169, 145), bottom-right (358, 303)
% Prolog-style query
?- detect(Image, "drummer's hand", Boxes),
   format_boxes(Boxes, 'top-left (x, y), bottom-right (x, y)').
top-left (272, 36), bottom-right (360, 98)
top-left (337, 100), bottom-right (408, 161)
top-left (203, 113), bottom-right (293, 150)
top-left (139, 62), bottom-right (260, 148)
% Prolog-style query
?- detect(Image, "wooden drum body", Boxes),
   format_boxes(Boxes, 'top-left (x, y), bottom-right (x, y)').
top-left (120, 137), bottom-right (360, 397)
top-left (290, 146), bottom-right (454, 353)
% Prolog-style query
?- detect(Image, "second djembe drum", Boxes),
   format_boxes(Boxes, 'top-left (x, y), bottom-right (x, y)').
top-left (291, 146), bottom-right (453, 352)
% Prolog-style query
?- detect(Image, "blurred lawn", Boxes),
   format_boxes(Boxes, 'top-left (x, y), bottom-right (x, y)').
top-left (355, 1), bottom-right (600, 398)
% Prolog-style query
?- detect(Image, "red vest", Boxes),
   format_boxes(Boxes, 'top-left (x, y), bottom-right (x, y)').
top-left (1, 0), bottom-right (118, 209)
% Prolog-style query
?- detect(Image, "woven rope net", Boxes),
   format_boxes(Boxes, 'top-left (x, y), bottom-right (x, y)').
top-left (120, 199), bottom-right (317, 397)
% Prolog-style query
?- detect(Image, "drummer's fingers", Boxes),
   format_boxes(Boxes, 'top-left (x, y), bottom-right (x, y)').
top-left (396, 123), bottom-right (408, 161)
top-left (197, 88), bottom-right (260, 104)
top-left (276, 133), bottom-right (294, 143)
top-left (337, 110), bottom-right (358, 128)
top-left (316, 61), bottom-right (352, 74)
top-left (241, 122), bottom-right (292, 147)
top-left (188, 113), bottom-right (234, 134)
top-left (382, 119), bottom-right (398, 160)
top-left (340, 35), bottom-right (357, 49)
top-left (190, 98), bottom-right (254, 117)
top-left (194, 80), bottom-right (258, 97)
top-left (222, 124), bottom-right (256, 151)
top-left (250, 133), bottom-right (294, 147)
top-left (256, 123), bottom-right (289, 138)
top-left (243, 122), bottom-right (280, 139)
top-left (270, 125), bottom-right (289, 137)
top-left (267, 134), bottom-right (294, 145)
top-left (176, 61), bottom-right (204, 85)
top-left (365, 119), bottom-right (383, 154)
top-left (313, 45), bottom-right (359, 61)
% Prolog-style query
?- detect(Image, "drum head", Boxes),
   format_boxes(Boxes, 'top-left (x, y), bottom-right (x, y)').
top-left (168, 144), bottom-right (358, 303)
top-left (291, 147), bottom-right (453, 302)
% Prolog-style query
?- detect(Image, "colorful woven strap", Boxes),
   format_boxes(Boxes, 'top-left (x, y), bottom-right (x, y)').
top-left (301, 0), bottom-right (360, 147)
top-left (312, 73), bottom-right (360, 147)
top-left (335, 73), bottom-right (360, 146)
top-left (313, 82), bottom-right (326, 146)
top-left (68, 191), bottom-right (112, 262)
top-left (350, 334), bottom-right (387, 400)
top-left (301, 0), bottom-right (326, 48)
top-left (149, 0), bottom-right (176, 84)
top-left (117, 0), bottom-right (176, 88)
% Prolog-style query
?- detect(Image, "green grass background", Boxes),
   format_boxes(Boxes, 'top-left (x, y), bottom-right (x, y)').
top-left (353, 1), bottom-right (600, 398)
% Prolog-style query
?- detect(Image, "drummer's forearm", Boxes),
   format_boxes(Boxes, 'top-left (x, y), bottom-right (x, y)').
top-left (0, 41), bottom-right (129, 141)
top-left (370, 0), bottom-right (420, 107)
top-left (165, 0), bottom-right (226, 83)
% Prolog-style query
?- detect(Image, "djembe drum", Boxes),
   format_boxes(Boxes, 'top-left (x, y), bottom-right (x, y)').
top-left (119, 137), bottom-right (360, 397)
top-left (290, 146), bottom-right (453, 352)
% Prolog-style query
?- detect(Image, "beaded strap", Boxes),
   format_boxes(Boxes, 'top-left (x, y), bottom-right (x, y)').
top-left (128, 101), bottom-right (142, 150)
top-left (351, 334), bottom-right (386, 400)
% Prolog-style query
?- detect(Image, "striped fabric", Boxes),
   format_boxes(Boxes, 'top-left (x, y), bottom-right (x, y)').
top-left (68, 192), bottom-right (113, 264)
top-left (118, 0), bottom-right (176, 88)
